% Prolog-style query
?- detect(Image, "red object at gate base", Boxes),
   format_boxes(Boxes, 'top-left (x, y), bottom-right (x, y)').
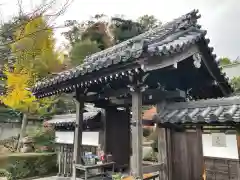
top-left (100, 153), bottom-right (106, 162)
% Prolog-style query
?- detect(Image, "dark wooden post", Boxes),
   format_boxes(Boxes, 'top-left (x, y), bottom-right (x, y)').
top-left (166, 129), bottom-right (172, 180)
top-left (131, 89), bottom-right (143, 179)
top-left (72, 93), bottom-right (84, 180)
top-left (196, 127), bottom-right (204, 180)
top-left (99, 108), bottom-right (106, 152)
top-left (235, 129), bottom-right (240, 179)
top-left (156, 102), bottom-right (168, 180)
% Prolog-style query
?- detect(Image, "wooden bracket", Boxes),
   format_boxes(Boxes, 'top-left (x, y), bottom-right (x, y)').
top-left (127, 72), bottom-right (149, 92)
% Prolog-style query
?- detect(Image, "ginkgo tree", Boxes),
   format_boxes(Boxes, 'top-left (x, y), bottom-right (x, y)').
top-left (12, 15), bottom-right (64, 76)
top-left (0, 15), bottom-right (63, 151)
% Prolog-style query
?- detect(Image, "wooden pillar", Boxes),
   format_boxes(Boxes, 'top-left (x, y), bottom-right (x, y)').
top-left (72, 94), bottom-right (84, 180)
top-left (99, 108), bottom-right (106, 152)
top-left (131, 120), bottom-right (137, 175)
top-left (156, 102), bottom-right (168, 180)
top-left (196, 127), bottom-right (204, 180)
top-left (236, 131), bottom-right (240, 180)
top-left (166, 129), bottom-right (172, 180)
top-left (131, 90), bottom-right (143, 179)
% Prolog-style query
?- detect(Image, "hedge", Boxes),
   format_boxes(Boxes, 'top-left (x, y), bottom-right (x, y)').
top-left (0, 153), bottom-right (57, 180)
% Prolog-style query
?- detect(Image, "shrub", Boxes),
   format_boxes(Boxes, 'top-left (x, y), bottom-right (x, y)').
top-left (0, 169), bottom-right (12, 180)
top-left (27, 125), bottom-right (55, 152)
top-left (0, 153), bottom-right (57, 179)
top-left (0, 136), bottom-right (18, 153)
top-left (143, 127), bottom-right (152, 137)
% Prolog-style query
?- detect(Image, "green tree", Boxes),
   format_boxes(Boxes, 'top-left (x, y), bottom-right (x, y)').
top-left (219, 57), bottom-right (231, 66)
top-left (62, 14), bottom-right (113, 49)
top-left (62, 20), bottom-right (82, 46)
top-left (63, 14), bottom-right (161, 61)
top-left (111, 15), bottom-right (160, 43)
top-left (70, 39), bottom-right (101, 66)
top-left (110, 17), bottom-right (144, 43)
top-left (137, 15), bottom-right (160, 30)
top-left (231, 77), bottom-right (240, 94)
top-left (63, 14), bottom-right (113, 66)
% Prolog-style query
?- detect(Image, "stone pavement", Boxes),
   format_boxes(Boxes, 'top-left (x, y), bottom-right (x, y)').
top-left (34, 176), bottom-right (107, 180)
top-left (34, 177), bottom-right (72, 180)
top-left (34, 176), bottom-right (101, 180)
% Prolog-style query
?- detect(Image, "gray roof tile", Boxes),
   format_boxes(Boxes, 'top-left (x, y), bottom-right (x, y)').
top-left (47, 105), bottom-right (101, 126)
top-left (47, 111), bottom-right (100, 125)
top-left (153, 96), bottom-right (240, 124)
top-left (32, 10), bottom-right (204, 93)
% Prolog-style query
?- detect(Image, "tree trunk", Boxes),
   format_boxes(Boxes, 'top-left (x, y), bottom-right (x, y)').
top-left (14, 134), bottom-right (20, 151)
top-left (17, 113), bottom-right (28, 151)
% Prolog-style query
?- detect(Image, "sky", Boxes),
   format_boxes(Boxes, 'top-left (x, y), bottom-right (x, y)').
top-left (0, 0), bottom-right (240, 60)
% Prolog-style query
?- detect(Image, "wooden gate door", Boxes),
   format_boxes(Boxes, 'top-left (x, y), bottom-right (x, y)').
top-left (170, 130), bottom-right (204, 180)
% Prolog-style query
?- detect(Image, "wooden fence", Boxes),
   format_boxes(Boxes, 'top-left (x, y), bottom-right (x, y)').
top-left (204, 156), bottom-right (239, 180)
top-left (56, 143), bottom-right (97, 177)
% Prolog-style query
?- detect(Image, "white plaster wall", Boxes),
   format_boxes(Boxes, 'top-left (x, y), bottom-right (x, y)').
top-left (202, 134), bottom-right (238, 159)
top-left (55, 131), bottom-right (239, 159)
top-left (0, 123), bottom-right (40, 140)
top-left (0, 125), bottom-right (20, 140)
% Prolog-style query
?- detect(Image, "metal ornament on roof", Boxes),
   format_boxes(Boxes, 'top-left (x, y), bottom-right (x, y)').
top-left (193, 52), bottom-right (202, 68)
top-left (173, 62), bottom-right (178, 69)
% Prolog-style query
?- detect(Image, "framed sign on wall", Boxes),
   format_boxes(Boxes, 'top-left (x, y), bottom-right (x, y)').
top-left (212, 133), bottom-right (227, 147)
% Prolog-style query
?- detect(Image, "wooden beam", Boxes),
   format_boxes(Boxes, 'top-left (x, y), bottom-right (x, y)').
top-left (156, 102), bottom-right (169, 180)
top-left (85, 88), bottom-right (186, 104)
top-left (72, 93), bottom-right (84, 180)
top-left (142, 163), bottom-right (164, 174)
top-left (131, 90), bottom-right (143, 179)
top-left (95, 90), bottom-right (185, 106)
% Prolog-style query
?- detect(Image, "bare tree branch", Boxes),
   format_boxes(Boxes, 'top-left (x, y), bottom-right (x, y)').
top-left (17, 0), bottom-right (23, 17)
top-left (0, 0), bottom-right (74, 48)
top-left (0, 23), bottom-right (68, 50)
top-left (0, 0), bottom-right (56, 38)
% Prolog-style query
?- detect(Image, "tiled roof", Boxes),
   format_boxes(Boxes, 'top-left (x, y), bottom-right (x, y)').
top-left (32, 9), bottom-right (205, 93)
top-left (153, 96), bottom-right (240, 125)
top-left (47, 112), bottom-right (100, 126)
top-left (47, 105), bottom-right (102, 126)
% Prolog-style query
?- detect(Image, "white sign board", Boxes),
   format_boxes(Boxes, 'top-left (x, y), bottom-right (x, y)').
top-left (212, 133), bottom-right (226, 147)
top-left (202, 134), bottom-right (238, 159)
top-left (55, 131), bottom-right (99, 146)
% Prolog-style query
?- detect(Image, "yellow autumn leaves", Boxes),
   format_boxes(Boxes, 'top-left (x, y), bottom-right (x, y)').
top-left (0, 15), bottom-right (62, 115)
top-left (11, 16), bottom-right (63, 77)
top-left (1, 67), bottom-right (35, 112)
